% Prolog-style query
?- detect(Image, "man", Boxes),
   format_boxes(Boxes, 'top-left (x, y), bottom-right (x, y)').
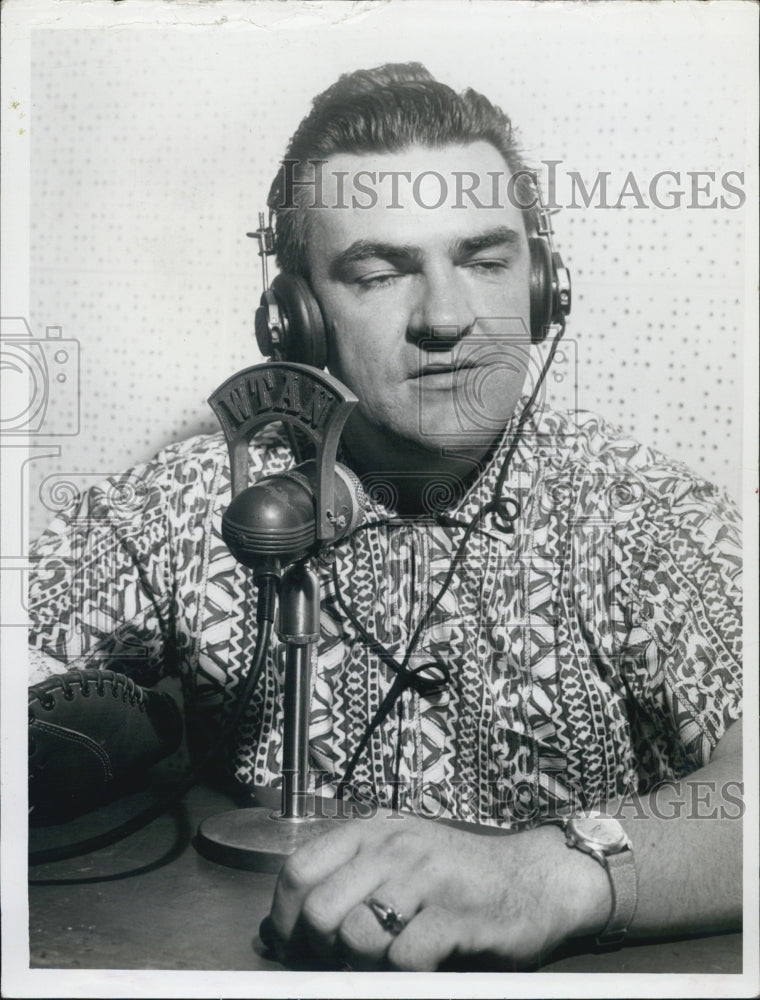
top-left (28, 64), bottom-right (742, 970)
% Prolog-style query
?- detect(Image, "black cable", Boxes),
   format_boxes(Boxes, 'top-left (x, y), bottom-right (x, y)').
top-left (27, 804), bottom-right (192, 886)
top-left (284, 421), bottom-right (304, 466)
top-left (491, 319), bottom-right (567, 516)
top-left (332, 321), bottom-right (567, 798)
top-left (332, 514), bottom-right (481, 798)
top-left (28, 575), bottom-right (278, 870)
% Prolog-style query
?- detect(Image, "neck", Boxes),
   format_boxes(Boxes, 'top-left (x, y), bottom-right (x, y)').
top-left (341, 415), bottom-right (497, 516)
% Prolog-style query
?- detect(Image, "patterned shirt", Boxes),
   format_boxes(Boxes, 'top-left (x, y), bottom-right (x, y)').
top-left (28, 404), bottom-right (743, 828)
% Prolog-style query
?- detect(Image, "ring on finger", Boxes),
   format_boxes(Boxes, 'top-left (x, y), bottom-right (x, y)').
top-left (364, 896), bottom-right (408, 935)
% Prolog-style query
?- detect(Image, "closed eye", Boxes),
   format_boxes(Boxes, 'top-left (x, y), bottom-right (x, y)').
top-left (355, 271), bottom-right (406, 290)
top-left (464, 258), bottom-right (512, 274)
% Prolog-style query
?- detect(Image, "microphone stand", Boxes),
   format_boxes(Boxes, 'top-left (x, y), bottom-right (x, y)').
top-left (195, 363), bottom-right (358, 872)
top-left (196, 559), bottom-right (342, 871)
top-left (279, 559), bottom-right (319, 820)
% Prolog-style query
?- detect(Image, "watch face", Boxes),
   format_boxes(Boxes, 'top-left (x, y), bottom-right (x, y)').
top-left (568, 813), bottom-right (629, 854)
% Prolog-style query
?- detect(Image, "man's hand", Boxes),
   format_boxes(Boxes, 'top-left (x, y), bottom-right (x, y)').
top-left (262, 723), bottom-right (743, 970)
top-left (261, 811), bottom-right (610, 970)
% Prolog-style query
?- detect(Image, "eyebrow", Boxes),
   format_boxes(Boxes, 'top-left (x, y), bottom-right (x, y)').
top-left (329, 240), bottom-right (422, 278)
top-left (451, 226), bottom-right (521, 258)
top-left (328, 226), bottom-right (522, 279)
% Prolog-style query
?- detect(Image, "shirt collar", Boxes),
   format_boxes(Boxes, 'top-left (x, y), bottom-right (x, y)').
top-left (343, 396), bottom-right (549, 532)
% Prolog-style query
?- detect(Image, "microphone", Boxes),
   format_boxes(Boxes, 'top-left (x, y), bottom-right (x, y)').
top-left (222, 459), bottom-right (366, 573)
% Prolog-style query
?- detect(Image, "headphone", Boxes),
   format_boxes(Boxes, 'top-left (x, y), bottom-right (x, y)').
top-left (252, 192), bottom-right (571, 368)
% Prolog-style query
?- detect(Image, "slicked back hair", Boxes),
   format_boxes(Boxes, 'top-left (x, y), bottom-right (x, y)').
top-left (267, 63), bottom-right (537, 279)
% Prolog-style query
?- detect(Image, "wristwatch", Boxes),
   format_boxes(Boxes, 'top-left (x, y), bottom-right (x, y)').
top-left (550, 811), bottom-right (638, 947)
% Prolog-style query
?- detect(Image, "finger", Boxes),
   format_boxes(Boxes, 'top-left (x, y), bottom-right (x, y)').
top-left (267, 812), bottom-right (419, 961)
top-left (336, 883), bottom-right (420, 970)
top-left (387, 904), bottom-right (471, 971)
top-left (299, 850), bottom-right (392, 941)
top-left (387, 904), bottom-right (546, 972)
top-left (295, 833), bottom-right (416, 960)
top-left (268, 820), bottom-right (365, 943)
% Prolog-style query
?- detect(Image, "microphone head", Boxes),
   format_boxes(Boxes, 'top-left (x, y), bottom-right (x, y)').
top-left (222, 473), bottom-right (316, 570)
top-left (221, 460), bottom-right (367, 571)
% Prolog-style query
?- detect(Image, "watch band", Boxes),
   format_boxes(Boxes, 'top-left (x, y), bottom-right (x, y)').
top-left (596, 846), bottom-right (639, 948)
top-left (546, 813), bottom-right (640, 949)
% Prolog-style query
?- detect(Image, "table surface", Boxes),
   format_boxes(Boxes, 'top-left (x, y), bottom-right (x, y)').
top-left (28, 780), bottom-right (743, 974)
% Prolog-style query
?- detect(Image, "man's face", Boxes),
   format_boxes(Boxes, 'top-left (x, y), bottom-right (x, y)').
top-left (307, 142), bottom-right (532, 458)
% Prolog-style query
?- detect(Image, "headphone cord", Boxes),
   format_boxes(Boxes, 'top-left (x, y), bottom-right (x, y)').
top-left (490, 318), bottom-right (567, 521)
top-left (332, 320), bottom-right (567, 803)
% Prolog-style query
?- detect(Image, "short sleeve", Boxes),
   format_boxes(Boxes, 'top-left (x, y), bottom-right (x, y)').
top-left (28, 460), bottom-right (176, 688)
top-left (623, 477), bottom-right (742, 781)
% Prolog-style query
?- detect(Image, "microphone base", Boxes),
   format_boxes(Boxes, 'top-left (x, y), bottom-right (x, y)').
top-left (194, 804), bottom-right (346, 873)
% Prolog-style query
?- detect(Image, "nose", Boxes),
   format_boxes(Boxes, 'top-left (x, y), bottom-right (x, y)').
top-left (407, 265), bottom-right (474, 345)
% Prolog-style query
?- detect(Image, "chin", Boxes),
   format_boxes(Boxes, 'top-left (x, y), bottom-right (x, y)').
top-left (412, 402), bottom-right (519, 451)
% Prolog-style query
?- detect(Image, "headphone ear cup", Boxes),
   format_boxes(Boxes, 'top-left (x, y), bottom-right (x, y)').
top-left (528, 237), bottom-right (553, 343)
top-left (255, 293), bottom-right (278, 357)
top-left (267, 273), bottom-right (328, 368)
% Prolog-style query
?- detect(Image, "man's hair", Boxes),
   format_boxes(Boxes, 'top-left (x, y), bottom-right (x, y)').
top-left (267, 62), bottom-right (536, 277)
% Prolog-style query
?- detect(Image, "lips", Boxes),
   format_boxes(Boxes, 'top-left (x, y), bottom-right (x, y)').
top-left (408, 360), bottom-right (480, 379)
